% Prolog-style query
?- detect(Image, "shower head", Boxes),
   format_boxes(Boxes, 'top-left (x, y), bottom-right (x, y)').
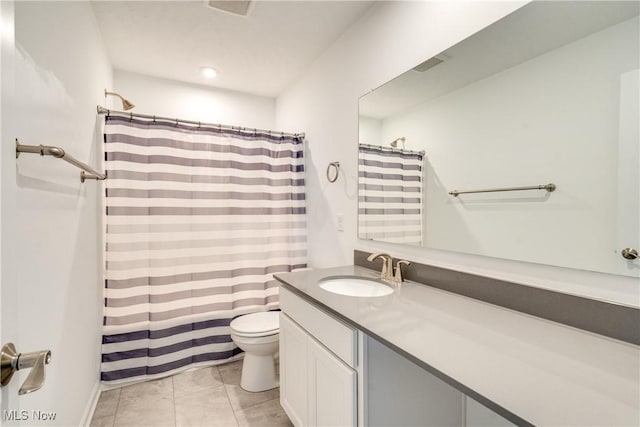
top-left (121, 98), bottom-right (135, 111)
top-left (104, 90), bottom-right (135, 111)
top-left (390, 137), bottom-right (405, 149)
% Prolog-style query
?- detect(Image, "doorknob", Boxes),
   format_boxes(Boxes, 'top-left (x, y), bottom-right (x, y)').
top-left (1, 343), bottom-right (52, 395)
top-left (621, 247), bottom-right (639, 260)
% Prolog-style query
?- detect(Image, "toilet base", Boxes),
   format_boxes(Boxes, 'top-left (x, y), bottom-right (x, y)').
top-left (240, 353), bottom-right (278, 392)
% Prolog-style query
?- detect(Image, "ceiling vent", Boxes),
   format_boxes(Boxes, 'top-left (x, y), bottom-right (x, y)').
top-left (413, 54), bottom-right (450, 72)
top-left (206, 1), bottom-right (254, 17)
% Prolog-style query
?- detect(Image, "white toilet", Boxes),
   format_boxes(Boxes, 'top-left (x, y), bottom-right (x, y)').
top-left (229, 311), bottom-right (280, 392)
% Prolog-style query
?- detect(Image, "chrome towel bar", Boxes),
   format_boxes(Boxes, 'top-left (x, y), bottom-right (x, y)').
top-left (15, 139), bottom-right (106, 183)
top-left (449, 183), bottom-right (556, 197)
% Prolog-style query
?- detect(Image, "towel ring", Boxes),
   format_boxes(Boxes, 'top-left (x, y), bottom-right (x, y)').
top-left (326, 161), bottom-right (340, 183)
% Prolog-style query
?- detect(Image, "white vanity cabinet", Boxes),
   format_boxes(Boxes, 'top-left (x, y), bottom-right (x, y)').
top-left (279, 284), bottom-right (517, 427)
top-left (279, 286), bottom-right (358, 427)
top-left (307, 333), bottom-right (357, 426)
top-left (279, 313), bottom-right (309, 426)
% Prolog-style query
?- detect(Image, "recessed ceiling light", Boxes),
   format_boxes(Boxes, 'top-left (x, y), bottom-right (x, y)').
top-left (201, 67), bottom-right (217, 79)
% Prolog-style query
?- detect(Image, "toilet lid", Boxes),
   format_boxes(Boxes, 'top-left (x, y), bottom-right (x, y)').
top-left (230, 311), bottom-right (279, 336)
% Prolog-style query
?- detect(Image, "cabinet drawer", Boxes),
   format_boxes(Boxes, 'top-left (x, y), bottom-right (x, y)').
top-left (280, 286), bottom-right (357, 368)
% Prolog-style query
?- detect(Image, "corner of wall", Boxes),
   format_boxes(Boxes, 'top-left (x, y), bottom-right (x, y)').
top-left (80, 381), bottom-right (102, 427)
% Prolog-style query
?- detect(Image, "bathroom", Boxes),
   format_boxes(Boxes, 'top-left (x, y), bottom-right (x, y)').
top-left (0, 0), bottom-right (638, 426)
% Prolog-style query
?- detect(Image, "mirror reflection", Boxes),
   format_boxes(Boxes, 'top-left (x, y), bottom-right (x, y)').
top-left (358, 1), bottom-right (639, 278)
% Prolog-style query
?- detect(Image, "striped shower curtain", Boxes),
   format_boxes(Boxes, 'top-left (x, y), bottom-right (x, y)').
top-left (358, 144), bottom-right (423, 245)
top-left (100, 115), bottom-right (306, 383)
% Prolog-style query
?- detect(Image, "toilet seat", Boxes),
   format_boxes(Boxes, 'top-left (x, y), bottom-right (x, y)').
top-left (230, 311), bottom-right (279, 338)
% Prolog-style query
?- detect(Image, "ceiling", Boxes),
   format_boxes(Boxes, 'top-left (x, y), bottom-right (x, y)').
top-left (91, 1), bottom-right (374, 98)
top-left (360, 0), bottom-right (640, 119)
top-left (359, 1), bottom-right (640, 120)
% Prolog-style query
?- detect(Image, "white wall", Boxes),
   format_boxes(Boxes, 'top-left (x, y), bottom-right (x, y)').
top-left (0, 0), bottom-right (9, 412)
top-left (276, 1), bottom-right (640, 307)
top-left (378, 17), bottom-right (638, 278)
top-left (114, 69), bottom-right (276, 130)
top-left (358, 116), bottom-right (381, 146)
top-left (1, 1), bottom-right (112, 425)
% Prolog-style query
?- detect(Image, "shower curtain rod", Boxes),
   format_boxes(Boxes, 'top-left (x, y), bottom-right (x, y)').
top-left (97, 106), bottom-right (305, 139)
top-left (359, 142), bottom-right (425, 156)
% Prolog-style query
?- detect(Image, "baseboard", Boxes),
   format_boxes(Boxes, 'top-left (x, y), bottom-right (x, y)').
top-left (80, 380), bottom-right (101, 427)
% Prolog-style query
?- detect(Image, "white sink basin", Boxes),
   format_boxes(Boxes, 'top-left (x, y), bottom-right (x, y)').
top-left (318, 276), bottom-right (393, 297)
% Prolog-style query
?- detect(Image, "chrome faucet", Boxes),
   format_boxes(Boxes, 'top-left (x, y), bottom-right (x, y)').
top-left (367, 253), bottom-right (394, 281)
top-left (367, 253), bottom-right (412, 284)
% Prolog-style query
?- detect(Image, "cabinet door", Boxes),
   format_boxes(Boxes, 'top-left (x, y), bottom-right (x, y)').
top-left (307, 337), bottom-right (357, 427)
top-left (280, 313), bottom-right (308, 427)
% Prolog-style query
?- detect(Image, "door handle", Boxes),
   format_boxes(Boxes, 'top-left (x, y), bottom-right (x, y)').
top-left (1, 343), bottom-right (52, 395)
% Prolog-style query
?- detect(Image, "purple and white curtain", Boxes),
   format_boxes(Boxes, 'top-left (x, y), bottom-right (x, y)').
top-left (100, 115), bottom-right (307, 383)
top-left (358, 144), bottom-right (423, 245)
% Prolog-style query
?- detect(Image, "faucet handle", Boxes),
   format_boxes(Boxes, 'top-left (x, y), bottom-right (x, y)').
top-left (394, 260), bottom-right (411, 283)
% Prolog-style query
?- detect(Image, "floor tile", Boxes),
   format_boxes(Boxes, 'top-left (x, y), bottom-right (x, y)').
top-left (116, 377), bottom-right (175, 427)
top-left (224, 382), bottom-right (280, 413)
top-left (175, 385), bottom-right (238, 427)
top-left (235, 398), bottom-right (292, 427)
top-left (173, 366), bottom-right (224, 398)
top-left (114, 395), bottom-right (175, 427)
top-left (98, 359), bottom-right (290, 427)
top-left (90, 415), bottom-right (115, 427)
top-left (93, 389), bottom-right (121, 420)
top-left (219, 359), bottom-right (280, 411)
top-left (218, 360), bottom-right (243, 385)
top-left (119, 376), bottom-right (173, 404)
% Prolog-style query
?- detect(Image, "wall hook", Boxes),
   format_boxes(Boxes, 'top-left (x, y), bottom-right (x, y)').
top-left (326, 161), bottom-right (340, 183)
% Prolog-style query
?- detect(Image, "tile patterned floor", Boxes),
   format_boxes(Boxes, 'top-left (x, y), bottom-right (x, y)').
top-left (90, 360), bottom-right (292, 427)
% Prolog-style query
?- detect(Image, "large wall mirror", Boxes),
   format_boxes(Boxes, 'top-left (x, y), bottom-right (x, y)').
top-left (358, 1), bottom-right (639, 278)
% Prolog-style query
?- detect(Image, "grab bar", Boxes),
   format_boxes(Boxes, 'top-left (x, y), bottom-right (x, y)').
top-left (15, 139), bottom-right (106, 183)
top-left (449, 183), bottom-right (556, 197)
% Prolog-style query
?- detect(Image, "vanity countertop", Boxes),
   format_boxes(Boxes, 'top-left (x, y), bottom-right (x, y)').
top-left (275, 265), bottom-right (640, 427)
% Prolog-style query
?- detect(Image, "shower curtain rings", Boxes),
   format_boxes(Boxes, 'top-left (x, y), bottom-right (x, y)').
top-left (326, 161), bottom-right (340, 183)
